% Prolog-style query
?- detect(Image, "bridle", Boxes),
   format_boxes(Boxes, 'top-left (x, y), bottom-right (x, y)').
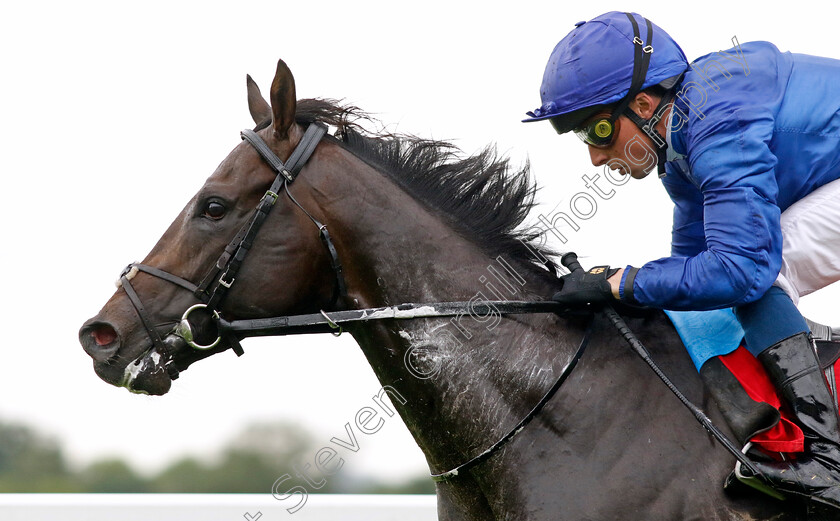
top-left (117, 121), bottom-right (339, 374)
top-left (114, 120), bottom-right (762, 486)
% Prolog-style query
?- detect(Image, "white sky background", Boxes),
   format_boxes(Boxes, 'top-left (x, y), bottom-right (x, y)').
top-left (2, 0), bottom-right (840, 485)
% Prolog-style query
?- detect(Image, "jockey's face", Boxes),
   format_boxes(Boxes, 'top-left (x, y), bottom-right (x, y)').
top-left (582, 93), bottom-right (665, 180)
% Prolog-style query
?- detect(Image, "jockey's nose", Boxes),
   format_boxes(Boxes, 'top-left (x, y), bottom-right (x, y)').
top-left (588, 145), bottom-right (610, 167)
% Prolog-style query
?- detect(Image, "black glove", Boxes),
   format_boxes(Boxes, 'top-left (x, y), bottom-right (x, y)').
top-left (552, 252), bottom-right (619, 308)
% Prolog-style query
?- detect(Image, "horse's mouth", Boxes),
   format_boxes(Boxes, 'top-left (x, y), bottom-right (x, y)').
top-left (89, 342), bottom-right (173, 396)
top-left (83, 309), bottom-right (235, 395)
top-left (118, 347), bottom-right (174, 395)
top-left (94, 334), bottom-right (229, 396)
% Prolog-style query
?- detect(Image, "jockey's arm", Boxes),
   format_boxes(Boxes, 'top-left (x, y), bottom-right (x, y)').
top-left (608, 268), bottom-right (624, 299)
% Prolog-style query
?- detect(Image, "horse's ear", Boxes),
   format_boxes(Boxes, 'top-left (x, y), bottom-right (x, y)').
top-left (246, 74), bottom-right (271, 126)
top-left (269, 58), bottom-right (296, 140)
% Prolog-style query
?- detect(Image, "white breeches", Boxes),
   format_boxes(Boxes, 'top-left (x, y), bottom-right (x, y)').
top-left (775, 177), bottom-right (840, 305)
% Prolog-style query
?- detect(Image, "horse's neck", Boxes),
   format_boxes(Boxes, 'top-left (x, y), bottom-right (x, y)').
top-left (318, 149), bottom-right (782, 520)
top-left (327, 157), bottom-right (584, 474)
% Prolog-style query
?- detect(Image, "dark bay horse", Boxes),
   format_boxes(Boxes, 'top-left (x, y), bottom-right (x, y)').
top-left (79, 59), bottom-right (805, 520)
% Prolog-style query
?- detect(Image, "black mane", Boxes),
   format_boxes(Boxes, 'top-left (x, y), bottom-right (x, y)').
top-left (294, 99), bottom-right (557, 274)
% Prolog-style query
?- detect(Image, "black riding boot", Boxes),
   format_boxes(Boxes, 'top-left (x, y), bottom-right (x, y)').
top-left (699, 357), bottom-right (780, 446)
top-left (740, 332), bottom-right (840, 510)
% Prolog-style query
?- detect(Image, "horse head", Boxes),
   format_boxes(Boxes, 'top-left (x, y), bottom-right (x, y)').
top-left (79, 59), bottom-right (346, 395)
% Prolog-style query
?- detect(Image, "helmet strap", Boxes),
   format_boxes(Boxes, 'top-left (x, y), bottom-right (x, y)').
top-left (622, 88), bottom-right (677, 176)
top-left (611, 13), bottom-right (676, 176)
top-left (610, 13), bottom-right (654, 126)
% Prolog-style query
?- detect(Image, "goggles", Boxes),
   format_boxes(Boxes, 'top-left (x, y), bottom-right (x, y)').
top-left (573, 115), bottom-right (619, 148)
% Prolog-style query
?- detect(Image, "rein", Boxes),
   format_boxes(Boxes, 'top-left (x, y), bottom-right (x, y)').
top-left (217, 300), bottom-right (584, 337)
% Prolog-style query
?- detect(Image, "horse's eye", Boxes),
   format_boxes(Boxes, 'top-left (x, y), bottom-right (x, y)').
top-left (203, 201), bottom-right (226, 220)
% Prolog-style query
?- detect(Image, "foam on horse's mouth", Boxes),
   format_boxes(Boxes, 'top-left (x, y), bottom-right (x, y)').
top-left (121, 349), bottom-right (167, 395)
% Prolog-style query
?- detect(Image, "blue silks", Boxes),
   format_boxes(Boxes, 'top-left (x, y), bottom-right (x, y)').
top-left (633, 42), bottom-right (840, 310)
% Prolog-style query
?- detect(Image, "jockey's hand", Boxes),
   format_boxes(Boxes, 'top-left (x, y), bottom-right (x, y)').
top-left (552, 253), bottom-right (622, 307)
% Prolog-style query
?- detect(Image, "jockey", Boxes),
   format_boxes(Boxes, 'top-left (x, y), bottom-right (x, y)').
top-left (524, 11), bottom-right (840, 509)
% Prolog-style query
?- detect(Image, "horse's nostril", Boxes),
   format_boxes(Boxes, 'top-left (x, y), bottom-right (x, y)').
top-left (80, 320), bottom-right (122, 363)
top-left (91, 324), bottom-right (118, 346)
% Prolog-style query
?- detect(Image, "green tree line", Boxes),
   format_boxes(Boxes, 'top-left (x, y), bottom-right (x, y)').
top-left (0, 420), bottom-right (434, 494)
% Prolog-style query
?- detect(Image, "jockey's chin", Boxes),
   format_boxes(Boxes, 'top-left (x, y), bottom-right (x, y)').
top-left (629, 164), bottom-right (656, 180)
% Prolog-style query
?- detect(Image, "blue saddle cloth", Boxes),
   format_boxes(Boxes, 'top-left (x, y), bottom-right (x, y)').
top-left (664, 309), bottom-right (745, 371)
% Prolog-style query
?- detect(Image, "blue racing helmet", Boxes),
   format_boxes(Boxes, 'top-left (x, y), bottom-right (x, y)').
top-left (523, 11), bottom-right (688, 134)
